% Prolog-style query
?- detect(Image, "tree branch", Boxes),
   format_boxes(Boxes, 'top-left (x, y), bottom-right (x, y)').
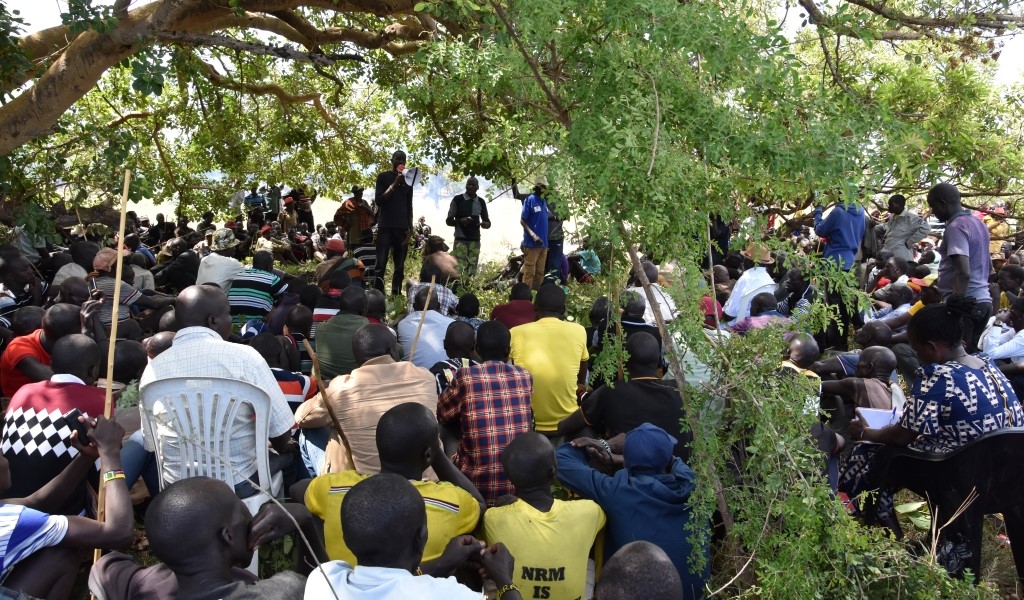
top-left (156, 32), bottom-right (364, 65)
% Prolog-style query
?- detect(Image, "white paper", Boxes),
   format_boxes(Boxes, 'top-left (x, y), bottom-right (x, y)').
top-left (859, 407), bottom-right (898, 429)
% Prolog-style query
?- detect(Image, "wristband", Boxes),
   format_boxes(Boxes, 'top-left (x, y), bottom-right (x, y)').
top-left (102, 470), bottom-right (126, 484)
top-left (496, 583), bottom-right (519, 600)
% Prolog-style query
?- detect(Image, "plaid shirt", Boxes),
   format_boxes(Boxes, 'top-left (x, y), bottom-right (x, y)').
top-left (407, 283), bottom-right (458, 317)
top-left (437, 361), bottom-right (534, 505)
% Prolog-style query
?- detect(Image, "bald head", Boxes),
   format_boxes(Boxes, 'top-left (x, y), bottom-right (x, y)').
top-left (855, 321), bottom-right (892, 347)
top-left (58, 277), bottom-right (90, 307)
top-left (174, 286), bottom-right (230, 339)
top-left (535, 284), bottom-right (566, 316)
top-left (376, 402), bottom-right (438, 468)
top-left (625, 332), bottom-right (661, 376)
top-left (50, 334), bottom-right (102, 383)
top-left (786, 333), bottom-right (820, 368)
top-left (353, 324), bottom-right (399, 365)
top-left (858, 346), bottom-right (897, 380)
top-left (343, 473), bottom-right (426, 569)
top-left (112, 340), bottom-right (147, 384)
top-left (146, 477), bottom-right (249, 570)
top-left (596, 541), bottom-right (683, 600)
top-left (145, 331), bottom-right (175, 359)
top-left (502, 432), bottom-right (555, 490)
top-left (10, 306), bottom-right (43, 337)
top-left (42, 304), bottom-right (83, 347)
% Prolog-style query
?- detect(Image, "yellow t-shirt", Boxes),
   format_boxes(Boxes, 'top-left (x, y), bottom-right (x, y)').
top-left (482, 499), bottom-right (605, 600)
top-left (305, 472), bottom-right (480, 564)
top-left (509, 318), bottom-right (589, 431)
top-left (908, 300), bottom-right (925, 316)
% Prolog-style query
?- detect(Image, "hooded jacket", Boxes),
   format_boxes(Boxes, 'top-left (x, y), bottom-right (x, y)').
top-left (555, 444), bottom-right (710, 597)
top-left (814, 203), bottom-right (866, 271)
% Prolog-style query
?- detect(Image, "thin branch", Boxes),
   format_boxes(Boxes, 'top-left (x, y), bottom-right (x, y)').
top-left (645, 72), bottom-right (660, 177)
top-left (156, 31), bottom-right (364, 65)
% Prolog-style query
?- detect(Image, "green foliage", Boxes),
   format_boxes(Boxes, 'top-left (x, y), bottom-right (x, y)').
top-left (0, 7), bottom-right (31, 102)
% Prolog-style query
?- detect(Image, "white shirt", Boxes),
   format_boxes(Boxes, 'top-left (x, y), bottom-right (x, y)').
top-left (304, 562), bottom-right (483, 600)
top-left (397, 310), bottom-right (455, 369)
top-left (626, 284), bottom-right (677, 325)
top-left (139, 327), bottom-right (295, 482)
top-left (50, 374), bottom-right (86, 385)
top-left (196, 253), bottom-right (245, 291)
top-left (982, 323), bottom-right (1024, 364)
top-left (51, 263), bottom-right (88, 288)
top-left (131, 264), bottom-right (156, 291)
top-left (722, 267), bottom-right (776, 323)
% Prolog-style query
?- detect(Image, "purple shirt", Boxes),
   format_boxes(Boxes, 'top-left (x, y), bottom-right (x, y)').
top-left (936, 211), bottom-right (991, 302)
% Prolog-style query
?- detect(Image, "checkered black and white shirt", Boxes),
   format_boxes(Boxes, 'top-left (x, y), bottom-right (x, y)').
top-left (139, 327), bottom-right (295, 484)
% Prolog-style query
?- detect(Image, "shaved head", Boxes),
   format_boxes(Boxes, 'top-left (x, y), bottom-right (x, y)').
top-left (502, 432), bottom-right (555, 490)
top-left (174, 286), bottom-right (231, 339)
top-left (625, 331), bottom-right (660, 376)
top-left (376, 402), bottom-right (438, 467)
top-left (443, 321), bottom-right (475, 359)
top-left (786, 333), bottom-right (820, 368)
top-left (597, 541), bottom-right (683, 600)
top-left (855, 321), bottom-right (892, 348)
top-left (353, 324), bottom-right (399, 365)
top-left (42, 304), bottom-right (83, 347)
top-left (145, 331), bottom-right (175, 359)
top-left (858, 346), bottom-right (897, 380)
top-left (50, 334), bottom-right (102, 384)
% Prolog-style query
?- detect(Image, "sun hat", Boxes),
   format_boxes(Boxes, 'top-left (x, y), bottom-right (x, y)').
top-left (210, 228), bottom-right (240, 252)
top-left (740, 243), bottom-right (773, 265)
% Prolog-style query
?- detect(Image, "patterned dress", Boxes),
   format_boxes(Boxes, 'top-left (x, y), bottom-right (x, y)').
top-left (839, 359), bottom-right (1024, 521)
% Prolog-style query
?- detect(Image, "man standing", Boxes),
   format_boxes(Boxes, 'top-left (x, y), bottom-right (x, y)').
top-left (509, 285), bottom-right (588, 441)
top-left (814, 199), bottom-right (866, 350)
top-left (928, 182), bottom-right (992, 351)
top-left (519, 177), bottom-right (549, 291)
top-left (446, 177), bottom-right (491, 278)
top-left (874, 194), bottom-right (930, 261)
top-left (334, 185), bottom-right (375, 251)
top-left (374, 151), bottom-right (414, 296)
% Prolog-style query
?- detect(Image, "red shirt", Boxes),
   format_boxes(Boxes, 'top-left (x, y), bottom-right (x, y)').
top-left (0, 330), bottom-right (50, 398)
top-left (8, 380), bottom-right (106, 420)
top-left (489, 300), bottom-right (536, 330)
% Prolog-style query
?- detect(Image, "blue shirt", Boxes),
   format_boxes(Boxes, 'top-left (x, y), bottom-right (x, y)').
top-left (521, 194), bottom-right (549, 249)
top-left (814, 204), bottom-right (866, 271)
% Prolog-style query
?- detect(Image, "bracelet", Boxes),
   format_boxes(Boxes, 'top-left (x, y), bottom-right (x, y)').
top-left (102, 470), bottom-right (125, 484)
top-left (598, 439), bottom-right (613, 455)
top-left (496, 583), bottom-right (519, 600)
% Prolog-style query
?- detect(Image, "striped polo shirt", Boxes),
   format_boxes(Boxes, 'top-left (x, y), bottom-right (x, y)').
top-left (228, 268), bottom-right (287, 317)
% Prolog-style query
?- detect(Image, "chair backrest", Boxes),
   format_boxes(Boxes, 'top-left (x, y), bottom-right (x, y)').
top-left (140, 377), bottom-right (273, 494)
top-left (875, 428), bottom-right (1024, 514)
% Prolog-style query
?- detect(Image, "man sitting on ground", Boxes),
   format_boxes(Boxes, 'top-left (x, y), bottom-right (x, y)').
top-left (0, 303), bottom-right (84, 399)
top-left (1, 416), bottom-right (132, 599)
top-left (294, 403), bottom-right (484, 566)
top-left (626, 260), bottom-right (678, 325)
top-left (437, 320), bottom-right (534, 505)
top-left (406, 262), bottom-right (459, 317)
top-left (304, 473), bottom-right (522, 599)
top-left (295, 324), bottom-right (436, 475)
top-left (315, 287), bottom-right (369, 381)
top-left (490, 282), bottom-right (536, 329)
top-left (559, 332), bottom-right (690, 460)
top-left (482, 433), bottom-right (605, 600)
top-left (596, 541), bottom-right (684, 600)
top-left (195, 228), bottom-right (245, 291)
top-left (228, 250), bottom-right (288, 328)
top-left (556, 424), bottom-right (709, 598)
top-left (430, 321), bottom-right (478, 396)
top-left (249, 333), bottom-right (318, 412)
top-left (398, 287), bottom-right (456, 369)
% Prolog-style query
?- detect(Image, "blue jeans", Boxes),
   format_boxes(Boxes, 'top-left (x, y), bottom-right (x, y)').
top-left (121, 430), bottom-right (160, 496)
top-left (299, 427), bottom-right (330, 479)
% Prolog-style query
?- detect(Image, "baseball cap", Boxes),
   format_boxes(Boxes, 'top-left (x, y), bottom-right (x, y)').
top-left (623, 423), bottom-right (677, 471)
top-left (325, 239), bottom-right (346, 253)
top-left (259, 225), bottom-right (272, 234)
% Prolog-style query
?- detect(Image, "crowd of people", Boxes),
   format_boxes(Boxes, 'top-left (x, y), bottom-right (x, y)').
top-left (0, 170), bottom-right (1021, 598)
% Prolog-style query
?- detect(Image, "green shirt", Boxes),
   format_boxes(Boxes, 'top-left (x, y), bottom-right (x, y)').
top-left (315, 313), bottom-right (369, 381)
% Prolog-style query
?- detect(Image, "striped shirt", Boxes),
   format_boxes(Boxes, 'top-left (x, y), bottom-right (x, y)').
top-left (0, 283), bottom-right (49, 329)
top-left (228, 268), bottom-right (287, 317)
top-left (271, 368), bottom-right (317, 410)
top-left (0, 504), bottom-right (68, 577)
top-left (92, 276), bottom-right (141, 325)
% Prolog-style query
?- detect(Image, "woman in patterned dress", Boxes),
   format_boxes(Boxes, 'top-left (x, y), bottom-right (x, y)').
top-left (839, 295), bottom-right (1024, 528)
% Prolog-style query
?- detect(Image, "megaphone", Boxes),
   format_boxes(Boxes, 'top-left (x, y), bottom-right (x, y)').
top-left (403, 166), bottom-right (422, 187)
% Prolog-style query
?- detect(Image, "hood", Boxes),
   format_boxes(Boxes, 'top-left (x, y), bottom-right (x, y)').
top-left (624, 458), bottom-right (696, 501)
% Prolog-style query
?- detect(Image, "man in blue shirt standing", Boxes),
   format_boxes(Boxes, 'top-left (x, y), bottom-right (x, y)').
top-left (519, 176), bottom-right (549, 290)
top-left (815, 198), bottom-right (866, 350)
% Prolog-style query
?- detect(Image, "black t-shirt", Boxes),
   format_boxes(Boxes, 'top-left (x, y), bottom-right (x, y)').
top-left (582, 379), bottom-right (690, 461)
top-left (374, 170), bottom-right (413, 230)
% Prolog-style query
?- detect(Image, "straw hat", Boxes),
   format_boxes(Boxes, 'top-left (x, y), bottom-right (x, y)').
top-left (740, 243), bottom-right (773, 265)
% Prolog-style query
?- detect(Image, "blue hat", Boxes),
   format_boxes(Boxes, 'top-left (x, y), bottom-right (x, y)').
top-left (240, 319), bottom-right (268, 340)
top-left (623, 423), bottom-right (677, 471)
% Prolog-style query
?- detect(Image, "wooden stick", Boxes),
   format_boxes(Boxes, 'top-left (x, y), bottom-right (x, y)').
top-left (407, 275), bottom-right (436, 362)
top-left (93, 169), bottom-right (131, 573)
top-left (300, 339), bottom-right (353, 463)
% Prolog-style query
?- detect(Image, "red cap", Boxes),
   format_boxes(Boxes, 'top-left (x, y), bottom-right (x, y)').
top-left (325, 239), bottom-right (346, 253)
top-left (284, 197), bottom-right (296, 205)
top-left (260, 225), bottom-right (272, 234)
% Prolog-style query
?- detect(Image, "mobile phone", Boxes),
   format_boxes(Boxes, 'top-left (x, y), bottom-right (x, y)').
top-left (62, 409), bottom-right (90, 446)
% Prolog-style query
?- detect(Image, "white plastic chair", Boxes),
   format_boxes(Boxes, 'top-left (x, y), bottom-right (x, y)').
top-left (140, 376), bottom-right (284, 572)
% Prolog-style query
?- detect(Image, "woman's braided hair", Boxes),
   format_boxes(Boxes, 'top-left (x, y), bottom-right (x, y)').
top-left (907, 294), bottom-right (976, 348)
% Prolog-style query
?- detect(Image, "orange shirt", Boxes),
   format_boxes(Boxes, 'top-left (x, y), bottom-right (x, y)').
top-left (0, 330), bottom-right (50, 398)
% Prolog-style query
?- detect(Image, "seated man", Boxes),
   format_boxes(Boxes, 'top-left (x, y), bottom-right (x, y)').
top-left (406, 262), bottom-right (459, 317)
top-left (819, 346), bottom-right (905, 415)
top-left (315, 287), bottom-right (369, 381)
top-left (0, 303), bottom-right (83, 399)
top-left (195, 228), bottom-right (245, 291)
top-left (731, 291), bottom-right (789, 334)
top-left (596, 541), bottom-right (684, 600)
top-left (398, 286), bottom-right (455, 369)
top-left (981, 292), bottom-right (1024, 398)
top-left (139, 285), bottom-right (297, 498)
top-left (1, 416), bottom-right (133, 599)
top-left (452, 292), bottom-right (485, 331)
top-left (0, 254), bottom-right (50, 328)
top-left (228, 250), bottom-right (288, 327)
top-left (437, 321), bottom-right (534, 505)
top-left (556, 424), bottom-right (710, 598)
top-left (866, 283), bottom-right (915, 327)
top-left (625, 260), bottom-right (678, 325)
top-left (429, 321), bottom-right (478, 396)
top-left (294, 403), bottom-right (484, 566)
top-left (811, 321), bottom-right (896, 383)
top-left (489, 282), bottom-right (536, 330)
top-left (249, 333), bottom-right (317, 412)
top-left (722, 245), bottom-right (776, 324)
top-left (559, 332), bottom-right (690, 461)
top-left (775, 269), bottom-right (818, 318)
top-left (1, 334), bottom-right (106, 516)
top-left (482, 433), bottom-right (605, 600)
top-left (295, 324), bottom-right (436, 475)
top-left (304, 473), bottom-right (521, 599)
top-left (93, 476), bottom-right (324, 600)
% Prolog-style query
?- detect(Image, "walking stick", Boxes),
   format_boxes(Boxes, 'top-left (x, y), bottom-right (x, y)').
top-left (407, 275), bottom-right (436, 363)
